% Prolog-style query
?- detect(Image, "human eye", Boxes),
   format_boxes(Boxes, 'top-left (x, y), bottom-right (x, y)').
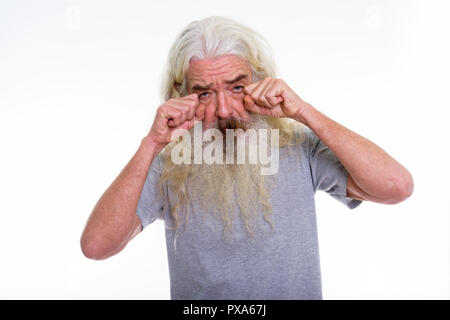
top-left (233, 85), bottom-right (244, 92)
top-left (199, 92), bottom-right (210, 98)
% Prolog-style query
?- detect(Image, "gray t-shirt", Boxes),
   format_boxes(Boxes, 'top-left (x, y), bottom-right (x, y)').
top-left (136, 126), bottom-right (362, 299)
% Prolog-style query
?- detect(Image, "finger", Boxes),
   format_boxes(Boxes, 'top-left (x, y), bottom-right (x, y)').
top-left (166, 100), bottom-right (197, 126)
top-left (257, 79), bottom-right (276, 108)
top-left (244, 94), bottom-right (263, 114)
top-left (170, 98), bottom-right (197, 119)
top-left (257, 79), bottom-right (284, 108)
top-left (185, 104), bottom-right (197, 121)
top-left (246, 79), bottom-right (267, 98)
top-left (250, 77), bottom-right (270, 99)
top-left (168, 93), bottom-right (198, 113)
top-left (267, 95), bottom-right (283, 106)
top-left (169, 119), bottom-right (196, 142)
top-left (184, 93), bottom-right (199, 102)
top-left (243, 80), bottom-right (261, 95)
top-left (167, 106), bottom-right (188, 127)
top-left (159, 105), bottom-right (182, 124)
top-left (195, 103), bottom-right (206, 120)
top-left (249, 78), bottom-right (272, 108)
top-left (178, 119), bottom-right (195, 131)
top-left (184, 94), bottom-right (200, 120)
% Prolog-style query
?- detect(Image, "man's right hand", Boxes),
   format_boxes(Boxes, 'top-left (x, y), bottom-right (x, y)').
top-left (147, 94), bottom-right (204, 149)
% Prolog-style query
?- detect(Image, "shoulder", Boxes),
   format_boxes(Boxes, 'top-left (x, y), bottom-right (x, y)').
top-left (284, 122), bottom-right (317, 154)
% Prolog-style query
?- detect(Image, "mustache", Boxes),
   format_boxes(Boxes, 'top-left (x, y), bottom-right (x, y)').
top-left (214, 117), bottom-right (255, 134)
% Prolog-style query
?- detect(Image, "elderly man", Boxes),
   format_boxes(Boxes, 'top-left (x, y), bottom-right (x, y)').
top-left (80, 16), bottom-right (413, 299)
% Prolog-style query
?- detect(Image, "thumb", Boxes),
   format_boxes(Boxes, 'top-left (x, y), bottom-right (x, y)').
top-left (169, 120), bottom-right (194, 142)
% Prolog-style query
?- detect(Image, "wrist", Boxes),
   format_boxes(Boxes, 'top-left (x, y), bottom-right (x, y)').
top-left (141, 134), bottom-right (166, 155)
top-left (291, 101), bottom-right (313, 125)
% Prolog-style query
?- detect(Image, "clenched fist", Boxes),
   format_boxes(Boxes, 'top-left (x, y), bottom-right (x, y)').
top-left (243, 77), bottom-right (307, 121)
top-left (147, 94), bottom-right (204, 148)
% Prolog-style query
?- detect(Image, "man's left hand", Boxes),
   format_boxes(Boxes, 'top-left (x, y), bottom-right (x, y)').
top-left (243, 77), bottom-right (308, 122)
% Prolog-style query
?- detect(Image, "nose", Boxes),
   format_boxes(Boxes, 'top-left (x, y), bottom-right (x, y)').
top-left (215, 89), bottom-right (233, 119)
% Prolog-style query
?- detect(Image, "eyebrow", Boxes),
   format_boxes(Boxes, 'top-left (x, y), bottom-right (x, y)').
top-left (191, 74), bottom-right (248, 91)
top-left (191, 83), bottom-right (213, 91)
top-left (224, 74), bottom-right (247, 84)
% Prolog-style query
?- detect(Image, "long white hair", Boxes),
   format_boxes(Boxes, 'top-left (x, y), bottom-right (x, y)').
top-left (160, 16), bottom-right (278, 101)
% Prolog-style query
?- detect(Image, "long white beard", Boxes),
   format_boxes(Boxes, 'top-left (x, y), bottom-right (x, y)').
top-left (163, 113), bottom-right (277, 237)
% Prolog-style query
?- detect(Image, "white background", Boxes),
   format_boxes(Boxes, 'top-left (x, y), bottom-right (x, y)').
top-left (0, 0), bottom-right (449, 299)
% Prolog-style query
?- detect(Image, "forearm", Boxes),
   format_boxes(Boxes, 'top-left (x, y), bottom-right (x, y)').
top-left (296, 103), bottom-right (413, 201)
top-left (80, 135), bottom-right (163, 260)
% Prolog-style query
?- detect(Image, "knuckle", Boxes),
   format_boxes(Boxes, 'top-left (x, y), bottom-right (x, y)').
top-left (185, 106), bottom-right (194, 116)
top-left (157, 105), bottom-right (168, 115)
top-left (182, 96), bottom-right (197, 106)
top-left (179, 111), bottom-right (188, 118)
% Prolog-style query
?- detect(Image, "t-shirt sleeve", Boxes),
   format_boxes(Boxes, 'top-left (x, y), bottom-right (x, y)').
top-left (136, 153), bottom-right (169, 229)
top-left (306, 128), bottom-right (362, 209)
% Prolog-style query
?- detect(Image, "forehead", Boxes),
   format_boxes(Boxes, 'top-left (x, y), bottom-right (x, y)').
top-left (187, 55), bottom-right (252, 86)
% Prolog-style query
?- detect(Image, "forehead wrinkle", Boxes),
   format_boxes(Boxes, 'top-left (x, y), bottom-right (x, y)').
top-left (189, 72), bottom-right (249, 91)
top-left (191, 66), bottom-right (243, 81)
top-left (187, 55), bottom-right (252, 89)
